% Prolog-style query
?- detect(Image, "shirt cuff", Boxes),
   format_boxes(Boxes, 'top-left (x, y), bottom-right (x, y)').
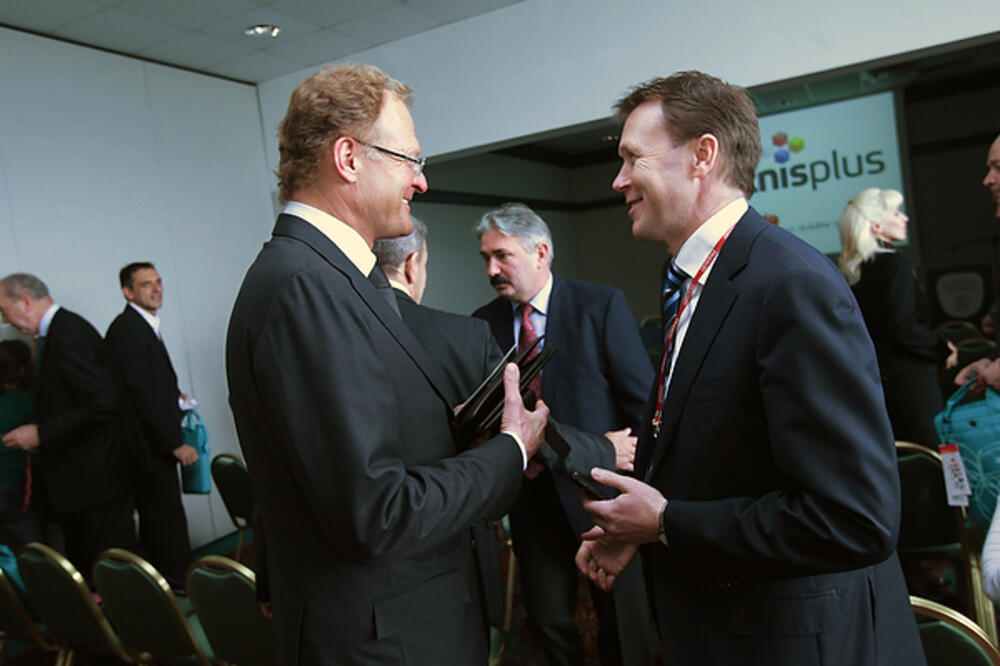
top-left (501, 429), bottom-right (528, 470)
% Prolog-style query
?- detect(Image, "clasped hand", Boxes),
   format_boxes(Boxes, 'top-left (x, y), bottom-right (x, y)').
top-left (575, 467), bottom-right (666, 591)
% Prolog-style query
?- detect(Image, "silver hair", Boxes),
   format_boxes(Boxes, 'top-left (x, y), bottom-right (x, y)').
top-left (373, 216), bottom-right (428, 270)
top-left (473, 202), bottom-right (554, 264)
top-left (0, 273), bottom-right (50, 300)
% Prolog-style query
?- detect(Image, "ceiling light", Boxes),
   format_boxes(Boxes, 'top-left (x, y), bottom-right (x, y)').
top-left (244, 24), bottom-right (281, 39)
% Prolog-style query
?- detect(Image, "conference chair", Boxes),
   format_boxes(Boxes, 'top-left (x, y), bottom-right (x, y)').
top-left (93, 548), bottom-right (212, 666)
top-left (15, 542), bottom-right (132, 665)
top-left (186, 555), bottom-right (275, 666)
top-left (211, 454), bottom-right (255, 561)
top-left (896, 441), bottom-right (998, 644)
top-left (935, 320), bottom-right (983, 344)
top-left (0, 565), bottom-right (62, 665)
top-left (912, 595), bottom-right (1000, 665)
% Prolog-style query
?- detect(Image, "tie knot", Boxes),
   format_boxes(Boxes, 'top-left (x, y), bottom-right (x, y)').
top-left (520, 303), bottom-right (534, 319)
top-left (663, 261), bottom-right (688, 294)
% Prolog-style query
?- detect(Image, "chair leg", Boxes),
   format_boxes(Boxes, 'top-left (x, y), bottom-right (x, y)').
top-left (503, 550), bottom-right (516, 632)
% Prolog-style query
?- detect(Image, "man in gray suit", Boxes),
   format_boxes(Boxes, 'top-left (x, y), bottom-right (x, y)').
top-left (226, 63), bottom-right (548, 665)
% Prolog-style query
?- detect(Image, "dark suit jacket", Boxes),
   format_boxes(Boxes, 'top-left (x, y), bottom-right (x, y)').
top-left (105, 305), bottom-right (182, 467)
top-left (395, 289), bottom-right (503, 407)
top-left (35, 308), bottom-right (130, 514)
top-left (637, 208), bottom-right (924, 665)
top-left (851, 251), bottom-right (946, 376)
top-left (394, 288), bottom-right (505, 625)
top-left (474, 273), bottom-right (653, 533)
top-left (226, 214), bottom-right (524, 665)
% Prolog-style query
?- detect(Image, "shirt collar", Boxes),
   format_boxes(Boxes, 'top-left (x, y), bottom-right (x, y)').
top-left (673, 197), bottom-right (748, 285)
top-left (387, 277), bottom-right (410, 296)
top-left (284, 201), bottom-right (376, 277)
top-left (511, 271), bottom-right (553, 316)
top-left (38, 303), bottom-right (60, 338)
top-left (128, 301), bottom-right (160, 336)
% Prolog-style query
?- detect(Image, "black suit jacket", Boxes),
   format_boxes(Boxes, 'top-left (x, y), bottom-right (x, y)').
top-left (394, 288), bottom-right (506, 625)
top-left (226, 214), bottom-right (524, 665)
top-left (474, 273), bottom-right (653, 533)
top-left (105, 305), bottom-right (182, 467)
top-left (851, 251), bottom-right (946, 376)
top-left (35, 308), bottom-right (130, 514)
top-left (637, 208), bottom-right (924, 665)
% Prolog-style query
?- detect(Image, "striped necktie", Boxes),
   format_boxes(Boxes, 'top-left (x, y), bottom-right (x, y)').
top-left (662, 260), bottom-right (689, 348)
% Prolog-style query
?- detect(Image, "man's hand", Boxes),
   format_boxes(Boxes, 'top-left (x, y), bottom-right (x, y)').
top-left (580, 468), bottom-right (666, 545)
top-left (2, 424), bottom-right (39, 451)
top-left (575, 538), bottom-right (639, 592)
top-left (604, 427), bottom-right (637, 472)
top-left (499, 363), bottom-right (549, 459)
top-left (980, 359), bottom-right (1000, 390)
top-left (956, 357), bottom-right (993, 386)
top-left (173, 444), bottom-right (199, 466)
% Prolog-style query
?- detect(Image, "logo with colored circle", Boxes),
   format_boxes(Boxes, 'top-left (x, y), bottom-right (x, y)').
top-left (771, 131), bottom-right (805, 164)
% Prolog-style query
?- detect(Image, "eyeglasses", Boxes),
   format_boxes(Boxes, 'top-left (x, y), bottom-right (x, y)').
top-left (356, 139), bottom-right (426, 177)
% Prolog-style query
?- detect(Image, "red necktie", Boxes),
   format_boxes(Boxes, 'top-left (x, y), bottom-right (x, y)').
top-left (518, 304), bottom-right (545, 479)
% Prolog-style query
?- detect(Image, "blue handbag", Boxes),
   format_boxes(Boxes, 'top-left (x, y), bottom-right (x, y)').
top-left (934, 380), bottom-right (1000, 528)
top-left (180, 410), bottom-right (211, 494)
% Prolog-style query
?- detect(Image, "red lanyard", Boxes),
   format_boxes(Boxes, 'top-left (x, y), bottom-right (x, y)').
top-left (651, 224), bottom-right (736, 438)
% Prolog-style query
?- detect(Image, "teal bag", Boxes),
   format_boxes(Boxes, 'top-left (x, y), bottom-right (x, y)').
top-left (934, 379), bottom-right (1000, 529)
top-left (181, 410), bottom-right (211, 494)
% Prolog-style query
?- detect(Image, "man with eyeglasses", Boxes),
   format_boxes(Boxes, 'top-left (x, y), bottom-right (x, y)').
top-left (226, 63), bottom-right (548, 665)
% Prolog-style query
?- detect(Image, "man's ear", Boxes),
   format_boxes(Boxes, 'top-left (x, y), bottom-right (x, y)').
top-left (331, 136), bottom-right (361, 183)
top-left (691, 133), bottom-right (720, 180)
top-left (403, 251), bottom-right (419, 285)
top-left (535, 242), bottom-right (551, 267)
top-left (121, 286), bottom-right (133, 302)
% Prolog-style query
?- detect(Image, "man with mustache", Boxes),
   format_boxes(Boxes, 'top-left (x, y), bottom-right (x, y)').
top-left (473, 202), bottom-right (656, 666)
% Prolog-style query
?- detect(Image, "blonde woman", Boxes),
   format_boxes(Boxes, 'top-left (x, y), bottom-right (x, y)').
top-left (838, 188), bottom-right (956, 447)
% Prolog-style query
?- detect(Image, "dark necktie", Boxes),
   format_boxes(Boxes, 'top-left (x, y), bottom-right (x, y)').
top-left (661, 260), bottom-right (689, 359)
top-left (367, 265), bottom-right (401, 316)
top-left (518, 303), bottom-right (545, 479)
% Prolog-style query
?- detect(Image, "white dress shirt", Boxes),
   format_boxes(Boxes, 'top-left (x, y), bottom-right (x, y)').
top-left (665, 197), bottom-right (748, 389)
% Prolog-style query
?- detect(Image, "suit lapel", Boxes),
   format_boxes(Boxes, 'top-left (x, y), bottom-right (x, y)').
top-left (272, 215), bottom-right (453, 408)
top-left (644, 209), bottom-right (764, 474)
top-left (540, 274), bottom-right (566, 401)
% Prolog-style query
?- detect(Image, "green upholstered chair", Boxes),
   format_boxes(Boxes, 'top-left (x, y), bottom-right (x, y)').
top-left (0, 565), bottom-right (64, 665)
top-left (16, 542), bottom-right (131, 665)
top-left (913, 595), bottom-right (1000, 665)
top-left (186, 555), bottom-right (275, 666)
top-left (93, 548), bottom-right (212, 666)
top-left (211, 454), bottom-right (255, 561)
top-left (935, 320), bottom-right (983, 344)
top-left (897, 442), bottom-right (998, 645)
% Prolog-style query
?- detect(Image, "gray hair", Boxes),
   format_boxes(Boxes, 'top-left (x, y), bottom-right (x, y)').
top-left (373, 216), bottom-right (428, 270)
top-left (473, 202), bottom-right (554, 264)
top-left (0, 273), bottom-right (49, 300)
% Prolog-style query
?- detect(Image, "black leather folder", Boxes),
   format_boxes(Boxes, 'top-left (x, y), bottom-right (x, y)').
top-left (453, 336), bottom-right (556, 445)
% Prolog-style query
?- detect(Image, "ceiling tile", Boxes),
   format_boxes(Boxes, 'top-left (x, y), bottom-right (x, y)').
top-left (54, 8), bottom-right (184, 53)
top-left (207, 50), bottom-right (303, 83)
top-left (335, 5), bottom-right (441, 46)
top-left (263, 27), bottom-right (370, 67)
top-left (201, 6), bottom-right (318, 50)
top-left (139, 32), bottom-right (254, 69)
top-left (0, 0), bottom-right (103, 33)
top-left (115, 0), bottom-right (258, 31)
top-left (407, 0), bottom-right (520, 24)
top-left (265, 0), bottom-right (401, 28)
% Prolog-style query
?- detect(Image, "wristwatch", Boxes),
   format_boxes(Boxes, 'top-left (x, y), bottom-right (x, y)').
top-left (657, 499), bottom-right (669, 546)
